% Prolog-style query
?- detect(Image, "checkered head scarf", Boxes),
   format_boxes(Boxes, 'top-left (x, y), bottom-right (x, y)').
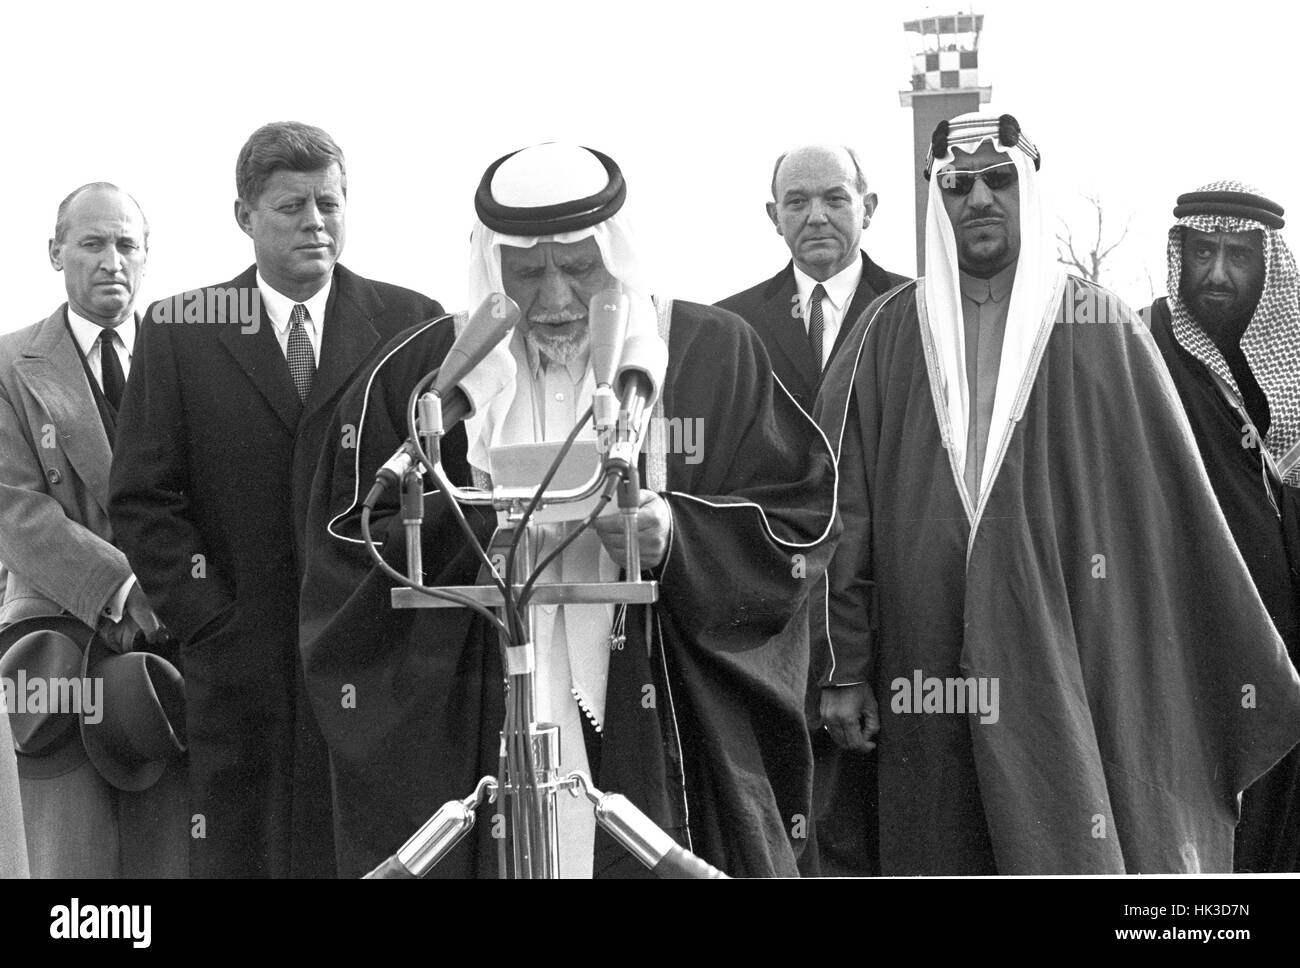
top-left (1168, 180), bottom-right (1300, 485)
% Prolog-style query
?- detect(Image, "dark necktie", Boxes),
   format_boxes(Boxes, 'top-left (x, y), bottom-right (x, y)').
top-left (98, 329), bottom-right (125, 411)
top-left (287, 303), bottom-right (316, 402)
top-left (808, 283), bottom-right (827, 371)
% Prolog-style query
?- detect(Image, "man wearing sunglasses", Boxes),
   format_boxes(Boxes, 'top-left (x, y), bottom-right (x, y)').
top-left (1144, 183), bottom-right (1300, 872)
top-left (814, 113), bottom-right (1300, 874)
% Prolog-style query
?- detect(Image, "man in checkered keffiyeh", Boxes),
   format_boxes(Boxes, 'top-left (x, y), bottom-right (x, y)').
top-left (1147, 181), bottom-right (1300, 872)
top-left (1164, 180), bottom-right (1300, 485)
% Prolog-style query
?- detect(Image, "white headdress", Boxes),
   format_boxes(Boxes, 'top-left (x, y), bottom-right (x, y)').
top-left (922, 113), bottom-right (1063, 499)
top-left (461, 142), bottom-right (665, 473)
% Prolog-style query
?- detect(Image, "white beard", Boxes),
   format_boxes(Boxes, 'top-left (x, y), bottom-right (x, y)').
top-left (526, 326), bottom-right (590, 367)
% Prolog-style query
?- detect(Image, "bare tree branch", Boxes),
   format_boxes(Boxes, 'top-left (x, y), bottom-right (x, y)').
top-left (1055, 194), bottom-right (1132, 285)
top-left (1056, 219), bottom-right (1092, 279)
top-left (1097, 223), bottom-right (1130, 263)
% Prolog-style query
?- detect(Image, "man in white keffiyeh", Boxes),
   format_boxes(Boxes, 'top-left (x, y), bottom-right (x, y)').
top-left (462, 143), bottom-right (670, 878)
top-left (300, 142), bottom-right (840, 879)
top-left (1146, 181), bottom-right (1300, 872)
top-left (921, 112), bottom-right (1056, 502)
top-left (816, 117), bottom-right (1300, 874)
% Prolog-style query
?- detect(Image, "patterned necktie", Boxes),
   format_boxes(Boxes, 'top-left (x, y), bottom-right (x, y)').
top-left (808, 283), bottom-right (827, 371)
top-left (98, 329), bottom-right (125, 411)
top-left (287, 303), bottom-right (315, 402)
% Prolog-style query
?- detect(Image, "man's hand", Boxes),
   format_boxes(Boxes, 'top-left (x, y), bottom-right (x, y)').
top-left (105, 613), bottom-right (141, 653)
top-left (820, 683), bottom-right (879, 753)
top-left (593, 489), bottom-right (671, 572)
top-left (113, 581), bottom-right (165, 650)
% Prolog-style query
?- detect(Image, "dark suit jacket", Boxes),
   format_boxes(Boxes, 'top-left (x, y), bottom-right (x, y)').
top-left (109, 264), bottom-right (441, 878)
top-left (716, 252), bottom-right (909, 414)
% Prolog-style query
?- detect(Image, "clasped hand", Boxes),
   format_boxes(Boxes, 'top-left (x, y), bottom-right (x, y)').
top-left (820, 683), bottom-right (880, 753)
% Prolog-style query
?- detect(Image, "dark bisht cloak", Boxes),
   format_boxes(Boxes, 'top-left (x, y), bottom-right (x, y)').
top-left (299, 301), bottom-right (839, 878)
top-left (814, 276), bottom-right (1300, 874)
top-left (1148, 296), bottom-right (1300, 871)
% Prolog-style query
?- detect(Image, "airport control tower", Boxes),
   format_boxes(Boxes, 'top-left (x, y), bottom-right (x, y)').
top-left (900, 13), bottom-right (992, 274)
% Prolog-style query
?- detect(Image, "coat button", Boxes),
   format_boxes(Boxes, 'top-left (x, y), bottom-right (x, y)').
top-left (46, 468), bottom-right (62, 484)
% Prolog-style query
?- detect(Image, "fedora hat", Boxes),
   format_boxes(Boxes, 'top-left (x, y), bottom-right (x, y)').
top-left (79, 624), bottom-right (186, 792)
top-left (0, 615), bottom-right (94, 779)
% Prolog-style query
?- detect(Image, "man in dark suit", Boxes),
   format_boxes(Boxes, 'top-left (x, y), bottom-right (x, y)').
top-left (717, 144), bottom-right (908, 877)
top-left (717, 144), bottom-right (908, 414)
top-left (0, 183), bottom-right (187, 877)
top-left (109, 123), bottom-right (442, 878)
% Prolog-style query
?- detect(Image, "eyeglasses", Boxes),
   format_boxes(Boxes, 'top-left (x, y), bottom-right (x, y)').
top-left (936, 162), bottom-right (1018, 196)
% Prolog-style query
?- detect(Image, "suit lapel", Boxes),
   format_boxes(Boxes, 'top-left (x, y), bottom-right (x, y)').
top-left (13, 307), bottom-right (113, 515)
top-left (215, 266), bottom-right (303, 433)
top-left (829, 252), bottom-right (895, 363)
top-left (301, 266), bottom-right (382, 427)
top-left (860, 250), bottom-right (899, 298)
top-left (759, 262), bottom-right (820, 394)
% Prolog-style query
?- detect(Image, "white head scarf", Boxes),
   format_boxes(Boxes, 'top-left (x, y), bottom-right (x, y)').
top-left (922, 113), bottom-right (1064, 499)
top-left (461, 143), bottom-right (665, 473)
top-left (457, 148), bottom-right (673, 865)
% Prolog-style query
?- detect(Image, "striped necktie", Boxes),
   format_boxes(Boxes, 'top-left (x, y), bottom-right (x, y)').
top-left (98, 329), bottom-right (125, 411)
top-left (808, 283), bottom-right (827, 371)
top-left (287, 303), bottom-right (315, 402)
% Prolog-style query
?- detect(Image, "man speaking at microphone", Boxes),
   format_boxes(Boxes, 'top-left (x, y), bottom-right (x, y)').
top-left (300, 142), bottom-right (840, 878)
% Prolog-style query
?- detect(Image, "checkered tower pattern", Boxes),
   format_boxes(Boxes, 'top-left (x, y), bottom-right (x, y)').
top-left (911, 49), bottom-right (980, 91)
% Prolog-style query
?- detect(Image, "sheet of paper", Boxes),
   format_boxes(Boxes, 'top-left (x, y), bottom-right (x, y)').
top-left (488, 439), bottom-right (604, 523)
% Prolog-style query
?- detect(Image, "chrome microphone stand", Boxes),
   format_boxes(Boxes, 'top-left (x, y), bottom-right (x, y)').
top-left (363, 384), bottom-right (726, 879)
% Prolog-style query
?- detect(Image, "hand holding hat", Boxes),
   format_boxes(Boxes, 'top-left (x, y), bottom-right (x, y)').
top-left (0, 614), bottom-right (185, 789)
top-left (102, 583), bottom-right (167, 654)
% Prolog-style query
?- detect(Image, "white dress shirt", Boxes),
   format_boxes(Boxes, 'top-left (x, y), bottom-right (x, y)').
top-left (520, 334), bottom-right (590, 438)
top-left (792, 255), bottom-right (864, 370)
top-left (66, 307), bottom-right (134, 391)
top-left (256, 270), bottom-right (331, 366)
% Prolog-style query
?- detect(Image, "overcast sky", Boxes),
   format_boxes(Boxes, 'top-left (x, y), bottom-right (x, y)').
top-left (4, 0), bottom-right (1295, 335)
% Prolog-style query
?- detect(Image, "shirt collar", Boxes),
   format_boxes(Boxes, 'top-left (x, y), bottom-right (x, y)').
top-left (66, 306), bottom-right (136, 359)
top-left (792, 253), bottom-right (864, 311)
top-left (256, 270), bottom-right (332, 335)
top-left (959, 262), bottom-right (1017, 305)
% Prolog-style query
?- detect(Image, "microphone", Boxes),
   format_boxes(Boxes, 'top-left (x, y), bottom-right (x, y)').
top-left (372, 440), bottom-right (423, 500)
top-left (429, 293), bottom-right (521, 428)
top-left (366, 294), bottom-right (519, 507)
top-left (589, 289), bottom-right (630, 431)
top-left (615, 333), bottom-right (667, 404)
top-left (605, 333), bottom-right (667, 576)
top-left (605, 333), bottom-right (668, 474)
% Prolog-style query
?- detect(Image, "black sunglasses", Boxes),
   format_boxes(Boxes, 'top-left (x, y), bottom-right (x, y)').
top-left (937, 162), bottom-right (1018, 197)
